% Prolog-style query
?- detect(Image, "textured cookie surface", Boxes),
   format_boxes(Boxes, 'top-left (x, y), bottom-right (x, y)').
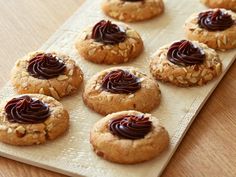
top-left (184, 9), bottom-right (236, 50)
top-left (201, 0), bottom-right (236, 11)
top-left (83, 67), bottom-right (161, 115)
top-left (75, 22), bottom-right (143, 64)
top-left (150, 41), bottom-right (222, 87)
top-left (90, 110), bottom-right (169, 164)
top-left (0, 94), bottom-right (69, 145)
top-left (11, 51), bottom-right (83, 100)
top-left (102, 0), bottom-right (164, 22)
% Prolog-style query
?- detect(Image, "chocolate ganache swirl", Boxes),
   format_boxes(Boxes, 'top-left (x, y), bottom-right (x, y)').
top-left (109, 115), bottom-right (152, 140)
top-left (167, 40), bottom-right (205, 66)
top-left (4, 95), bottom-right (50, 124)
top-left (91, 20), bottom-right (126, 45)
top-left (101, 69), bottom-right (141, 94)
top-left (198, 9), bottom-right (234, 31)
top-left (27, 53), bottom-right (66, 79)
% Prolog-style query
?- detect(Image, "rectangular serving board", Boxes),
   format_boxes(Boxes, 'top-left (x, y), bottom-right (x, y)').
top-left (0, 0), bottom-right (235, 177)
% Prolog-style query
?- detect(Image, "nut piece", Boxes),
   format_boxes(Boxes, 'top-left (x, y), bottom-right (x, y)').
top-left (49, 87), bottom-right (60, 100)
top-left (204, 74), bottom-right (213, 81)
top-left (66, 85), bottom-right (74, 93)
top-left (47, 123), bottom-right (54, 131)
top-left (0, 125), bottom-right (7, 131)
top-left (39, 88), bottom-right (45, 94)
top-left (7, 128), bottom-right (13, 134)
top-left (119, 43), bottom-right (126, 50)
top-left (189, 77), bottom-right (198, 83)
top-left (68, 69), bottom-right (74, 76)
top-left (88, 48), bottom-right (96, 56)
top-left (57, 75), bottom-right (68, 81)
top-left (15, 126), bottom-right (26, 138)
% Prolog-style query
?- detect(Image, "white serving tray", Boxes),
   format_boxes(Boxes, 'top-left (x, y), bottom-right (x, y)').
top-left (0, 0), bottom-right (235, 177)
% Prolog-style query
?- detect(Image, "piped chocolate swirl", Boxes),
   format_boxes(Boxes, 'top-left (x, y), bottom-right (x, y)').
top-left (92, 20), bottom-right (126, 45)
top-left (101, 69), bottom-right (141, 94)
top-left (5, 95), bottom-right (50, 124)
top-left (27, 53), bottom-right (66, 79)
top-left (109, 115), bottom-right (152, 140)
top-left (198, 9), bottom-right (234, 31)
top-left (167, 40), bottom-right (205, 66)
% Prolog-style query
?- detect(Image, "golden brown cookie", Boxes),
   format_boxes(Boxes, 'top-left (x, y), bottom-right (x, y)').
top-left (149, 40), bottom-right (222, 87)
top-left (75, 20), bottom-right (143, 64)
top-left (201, 0), bottom-right (236, 11)
top-left (0, 94), bottom-right (69, 145)
top-left (184, 9), bottom-right (236, 50)
top-left (90, 110), bottom-right (169, 164)
top-left (11, 51), bottom-right (83, 100)
top-left (101, 0), bottom-right (164, 22)
top-left (83, 67), bottom-right (161, 115)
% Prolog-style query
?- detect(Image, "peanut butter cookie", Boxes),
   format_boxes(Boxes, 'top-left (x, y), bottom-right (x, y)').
top-left (90, 110), bottom-right (169, 164)
top-left (0, 94), bottom-right (69, 145)
top-left (184, 9), bottom-right (236, 50)
top-left (11, 51), bottom-right (83, 100)
top-left (83, 67), bottom-right (161, 115)
top-left (150, 40), bottom-right (222, 87)
top-left (75, 20), bottom-right (143, 64)
top-left (201, 0), bottom-right (236, 11)
top-left (102, 0), bottom-right (164, 22)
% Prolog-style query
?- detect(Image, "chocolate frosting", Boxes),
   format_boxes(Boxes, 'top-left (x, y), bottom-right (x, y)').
top-left (91, 20), bottom-right (126, 45)
top-left (5, 95), bottom-right (50, 124)
top-left (101, 69), bottom-right (141, 94)
top-left (198, 9), bottom-right (234, 31)
top-left (167, 40), bottom-right (205, 66)
top-left (109, 115), bottom-right (152, 140)
top-left (27, 53), bottom-right (66, 79)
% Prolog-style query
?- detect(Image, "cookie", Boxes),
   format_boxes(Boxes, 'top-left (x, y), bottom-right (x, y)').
top-left (75, 20), bottom-right (143, 64)
top-left (90, 110), bottom-right (169, 164)
top-left (101, 0), bottom-right (164, 22)
top-left (11, 51), bottom-right (83, 100)
top-left (201, 0), bottom-right (236, 11)
top-left (150, 40), bottom-right (222, 87)
top-left (0, 94), bottom-right (69, 145)
top-left (184, 9), bottom-right (236, 50)
top-left (83, 67), bottom-right (161, 115)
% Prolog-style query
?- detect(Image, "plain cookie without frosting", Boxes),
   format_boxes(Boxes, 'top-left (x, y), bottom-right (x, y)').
top-left (201, 0), bottom-right (236, 11)
top-left (102, 0), bottom-right (164, 22)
